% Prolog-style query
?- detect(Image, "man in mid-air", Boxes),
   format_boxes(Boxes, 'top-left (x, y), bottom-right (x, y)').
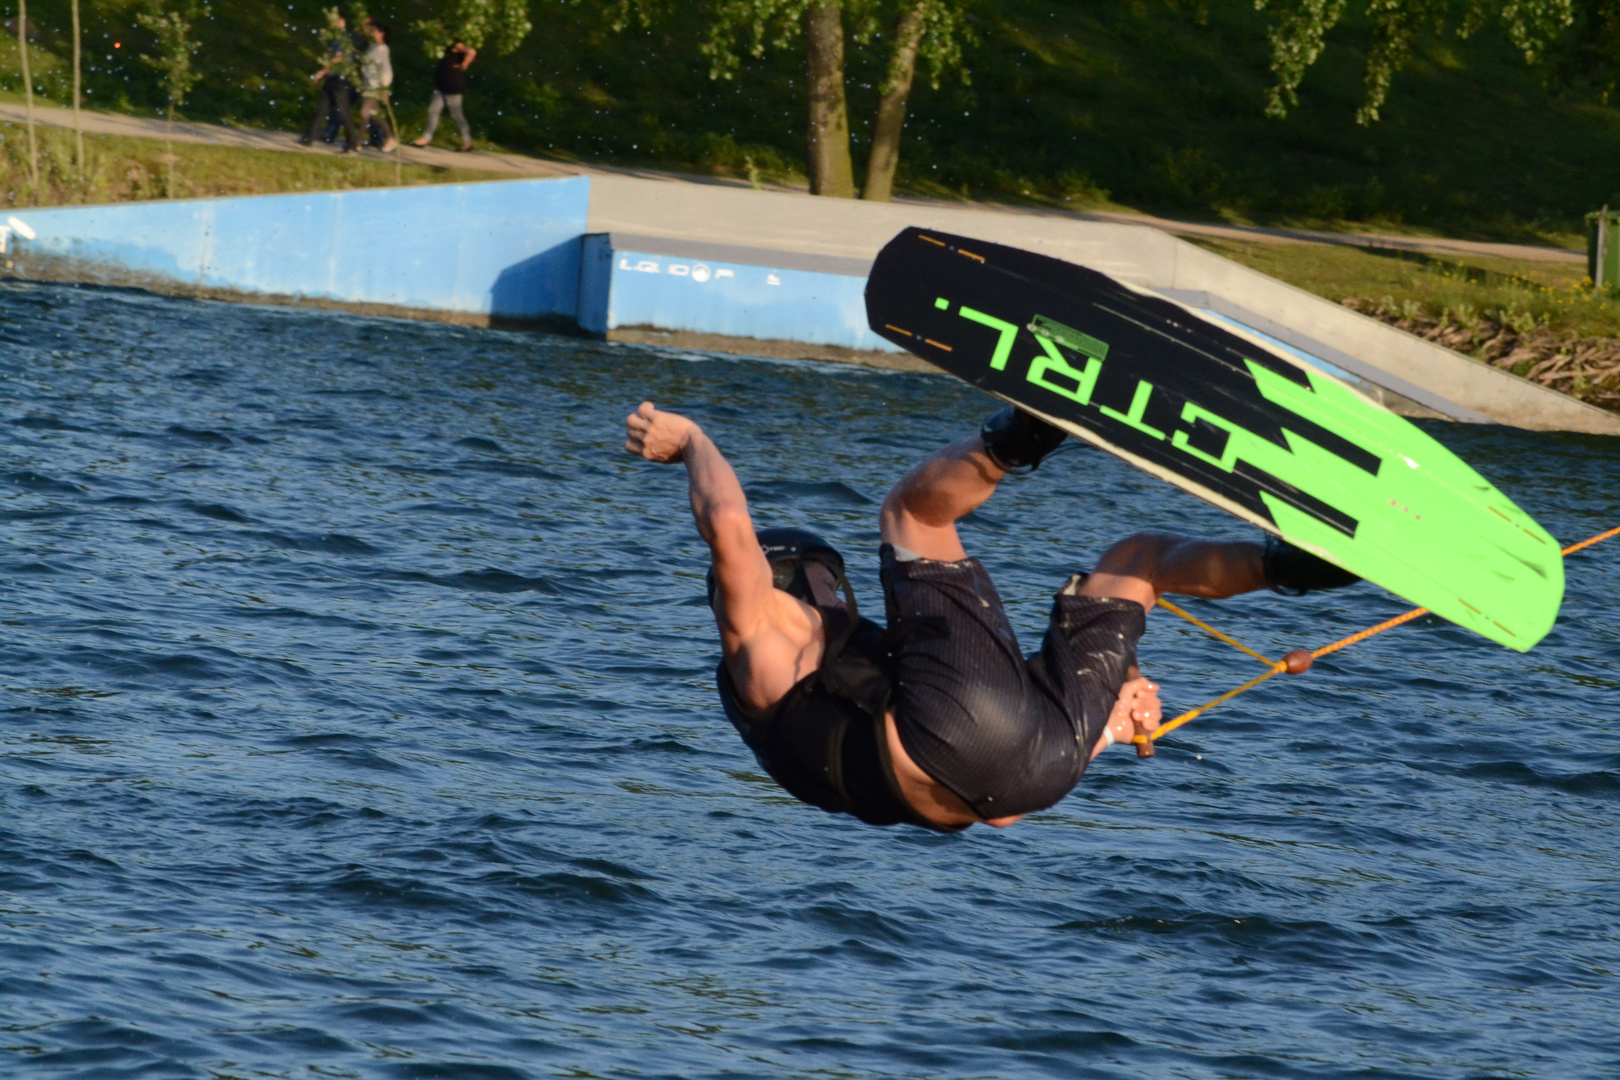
top-left (625, 401), bottom-right (1354, 831)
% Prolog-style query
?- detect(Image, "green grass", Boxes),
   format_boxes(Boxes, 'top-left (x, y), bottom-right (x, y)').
top-left (1188, 237), bottom-right (1620, 339)
top-left (0, 123), bottom-right (507, 208)
top-left (1193, 236), bottom-right (1620, 412)
top-left (3, 1), bottom-right (1619, 242)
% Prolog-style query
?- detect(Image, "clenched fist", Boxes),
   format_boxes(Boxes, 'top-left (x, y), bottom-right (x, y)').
top-left (1094, 676), bottom-right (1162, 758)
top-left (624, 402), bottom-right (700, 465)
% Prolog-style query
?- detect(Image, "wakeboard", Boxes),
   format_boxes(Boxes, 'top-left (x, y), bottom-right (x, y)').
top-left (864, 226), bottom-right (1563, 652)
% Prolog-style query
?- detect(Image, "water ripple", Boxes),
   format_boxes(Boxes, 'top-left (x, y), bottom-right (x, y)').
top-left (0, 280), bottom-right (1616, 1079)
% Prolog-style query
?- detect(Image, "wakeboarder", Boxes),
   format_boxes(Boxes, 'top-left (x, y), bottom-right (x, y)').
top-left (625, 401), bottom-right (1357, 831)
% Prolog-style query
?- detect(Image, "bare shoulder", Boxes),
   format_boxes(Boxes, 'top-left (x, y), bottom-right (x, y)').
top-left (720, 591), bottom-right (828, 715)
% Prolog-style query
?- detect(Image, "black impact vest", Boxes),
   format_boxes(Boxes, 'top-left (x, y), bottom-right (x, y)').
top-left (716, 607), bottom-right (914, 827)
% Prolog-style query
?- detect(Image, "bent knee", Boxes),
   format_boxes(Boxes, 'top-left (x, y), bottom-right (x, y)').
top-left (879, 494), bottom-right (967, 562)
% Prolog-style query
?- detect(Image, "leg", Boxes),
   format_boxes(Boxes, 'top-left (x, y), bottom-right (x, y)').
top-left (1080, 532), bottom-right (1266, 613)
top-left (445, 94), bottom-right (471, 147)
top-left (334, 84), bottom-right (361, 150)
top-left (322, 84), bottom-right (343, 142)
top-left (415, 91), bottom-right (445, 144)
top-left (879, 434), bottom-right (1004, 562)
top-left (302, 83), bottom-right (334, 144)
top-left (880, 405), bottom-right (1065, 562)
top-left (879, 547), bottom-right (1053, 825)
top-left (362, 98), bottom-right (393, 147)
top-left (1030, 578), bottom-right (1148, 761)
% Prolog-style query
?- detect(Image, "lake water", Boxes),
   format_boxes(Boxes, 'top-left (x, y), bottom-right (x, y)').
top-left (2, 280), bottom-right (1617, 1079)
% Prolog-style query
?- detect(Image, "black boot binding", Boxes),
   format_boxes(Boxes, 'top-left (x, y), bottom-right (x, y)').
top-left (980, 405), bottom-right (1068, 472)
top-left (1262, 535), bottom-right (1361, 595)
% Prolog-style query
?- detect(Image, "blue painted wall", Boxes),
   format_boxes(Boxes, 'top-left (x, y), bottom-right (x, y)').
top-left (11, 183), bottom-right (908, 353)
top-left (11, 177), bottom-right (590, 320)
top-left (579, 234), bottom-right (903, 353)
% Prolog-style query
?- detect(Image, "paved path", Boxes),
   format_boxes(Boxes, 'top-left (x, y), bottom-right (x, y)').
top-left (0, 100), bottom-right (578, 179)
top-left (0, 99), bottom-right (1585, 264)
top-left (1068, 208), bottom-right (1585, 264)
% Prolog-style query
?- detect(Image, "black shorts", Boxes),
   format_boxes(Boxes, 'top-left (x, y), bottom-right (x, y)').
top-left (880, 544), bottom-right (1145, 818)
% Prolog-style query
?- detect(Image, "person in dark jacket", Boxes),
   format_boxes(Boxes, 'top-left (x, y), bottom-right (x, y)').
top-left (411, 40), bottom-right (476, 151)
top-left (299, 11), bottom-right (362, 152)
top-left (624, 401), bottom-right (1360, 831)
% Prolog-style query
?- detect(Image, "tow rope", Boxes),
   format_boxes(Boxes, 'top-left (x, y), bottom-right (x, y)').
top-left (1132, 525), bottom-right (1620, 756)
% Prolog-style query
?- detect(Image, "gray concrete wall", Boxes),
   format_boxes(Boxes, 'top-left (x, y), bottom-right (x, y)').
top-left (589, 175), bottom-right (1620, 436)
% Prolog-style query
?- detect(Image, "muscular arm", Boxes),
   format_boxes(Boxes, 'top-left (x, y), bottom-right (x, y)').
top-left (879, 435), bottom-right (1006, 560)
top-left (625, 402), bottom-right (828, 714)
top-left (624, 402), bottom-right (774, 642)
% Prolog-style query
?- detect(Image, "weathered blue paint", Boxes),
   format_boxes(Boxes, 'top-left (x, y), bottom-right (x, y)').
top-left (8, 177), bottom-right (590, 320)
top-left (578, 233), bottom-right (904, 352)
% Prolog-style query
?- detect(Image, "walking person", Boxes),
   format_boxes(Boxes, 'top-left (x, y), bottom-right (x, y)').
top-left (300, 11), bottom-right (361, 152)
top-left (358, 20), bottom-right (397, 152)
top-left (412, 40), bottom-right (476, 151)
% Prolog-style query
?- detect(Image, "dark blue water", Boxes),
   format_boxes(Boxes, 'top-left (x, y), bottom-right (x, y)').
top-left (2, 280), bottom-right (1617, 1079)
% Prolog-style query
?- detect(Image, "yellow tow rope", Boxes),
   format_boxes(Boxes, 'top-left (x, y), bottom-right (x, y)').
top-left (1131, 525), bottom-right (1620, 756)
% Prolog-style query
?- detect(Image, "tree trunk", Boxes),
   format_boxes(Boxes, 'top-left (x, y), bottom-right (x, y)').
top-left (17, 0), bottom-right (38, 191)
top-left (862, 1), bottom-right (928, 202)
top-left (165, 104), bottom-right (175, 200)
top-left (72, 0), bottom-right (83, 178)
top-left (804, 0), bottom-right (855, 198)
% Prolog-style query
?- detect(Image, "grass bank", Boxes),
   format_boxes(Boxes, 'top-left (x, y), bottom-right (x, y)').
top-left (3, 1), bottom-right (1619, 242)
top-left (0, 122), bottom-right (506, 207)
top-left (1196, 238), bottom-right (1620, 410)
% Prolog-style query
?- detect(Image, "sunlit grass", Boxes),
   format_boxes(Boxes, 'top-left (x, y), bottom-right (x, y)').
top-left (6, 1), bottom-right (1620, 240)
top-left (1193, 236), bottom-right (1620, 410)
top-left (1191, 237), bottom-right (1619, 339)
top-left (0, 123), bottom-right (507, 209)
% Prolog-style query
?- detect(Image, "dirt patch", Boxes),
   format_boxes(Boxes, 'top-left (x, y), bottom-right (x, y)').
top-left (1341, 298), bottom-right (1620, 413)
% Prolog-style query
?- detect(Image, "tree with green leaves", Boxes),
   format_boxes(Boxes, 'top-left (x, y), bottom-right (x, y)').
top-left (702, 0), bottom-right (972, 199)
top-left (608, 0), bottom-right (971, 200)
top-left (137, 0), bottom-right (206, 198)
top-left (862, 0), bottom-right (971, 202)
top-left (1545, 0), bottom-right (1620, 103)
top-left (1254, 0), bottom-right (1577, 124)
top-left (660, 0), bottom-right (858, 195)
top-left (415, 0), bottom-right (533, 59)
top-left (314, 4), bottom-right (361, 87)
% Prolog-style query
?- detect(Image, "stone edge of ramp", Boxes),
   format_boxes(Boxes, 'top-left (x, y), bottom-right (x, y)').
top-left (586, 175), bottom-right (1620, 436)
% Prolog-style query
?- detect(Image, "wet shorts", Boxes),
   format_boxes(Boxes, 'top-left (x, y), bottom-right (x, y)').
top-left (880, 544), bottom-right (1146, 819)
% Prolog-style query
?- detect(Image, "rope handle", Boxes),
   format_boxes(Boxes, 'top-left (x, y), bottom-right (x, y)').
top-left (1131, 525), bottom-right (1620, 753)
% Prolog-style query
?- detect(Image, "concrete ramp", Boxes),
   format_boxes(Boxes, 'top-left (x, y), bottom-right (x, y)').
top-left (588, 175), bottom-right (1620, 435)
top-left (2, 172), bottom-right (1613, 435)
